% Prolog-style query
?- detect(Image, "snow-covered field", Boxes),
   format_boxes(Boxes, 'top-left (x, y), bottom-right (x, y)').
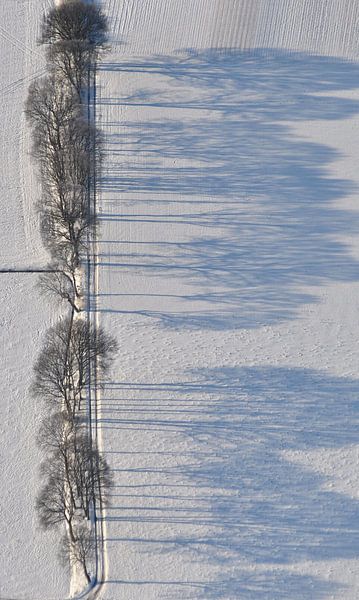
top-left (0, 1), bottom-right (67, 598)
top-left (96, 1), bottom-right (359, 599)
top-left (2, 0), bottom-right (359, 598)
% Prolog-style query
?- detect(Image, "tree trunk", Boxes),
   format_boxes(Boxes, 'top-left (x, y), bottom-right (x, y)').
top-left (82, 560), bottom-right (91, 583)
top-left (67, 517), bottom-right (76, 544)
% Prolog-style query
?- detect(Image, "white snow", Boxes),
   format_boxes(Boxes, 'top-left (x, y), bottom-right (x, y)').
top-left (0, 1), bottom-right (67, 598)
top-left (2, 0), bottom-right (359, 598)
top-left (95, 0), bottom-right (359, 599)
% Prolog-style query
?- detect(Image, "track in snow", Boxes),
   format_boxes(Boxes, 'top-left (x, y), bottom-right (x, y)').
top-left (95, 1), bottom-right (359, 599)
top-left (2, 0), bottom-right (359, 598)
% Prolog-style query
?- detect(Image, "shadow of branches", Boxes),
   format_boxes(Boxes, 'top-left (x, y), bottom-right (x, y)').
top-left (101, 366), bottom-right (358, 598)
top-left (99, 49), bottom-right (359, 330)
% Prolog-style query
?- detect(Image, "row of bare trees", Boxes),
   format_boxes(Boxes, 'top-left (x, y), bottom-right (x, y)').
top-left (26, 0), bottom-right (107, 313)
top-left (33, 317), bottom-right (117, 583)
top-left (27, 1), bottom-right (113, 585)
top-left (33, 317), bottom-right (117, 418)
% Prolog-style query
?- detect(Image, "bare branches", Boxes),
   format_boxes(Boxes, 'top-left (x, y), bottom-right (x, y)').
top-left (37, 470), bottom-right (76, 538)
top-left (59, 525), bottom-right (95, 583)
top-left (72, 434), bottom-right (113, 518)
top-left (32, 316), bottom-right (75, 415)
top-left (47, 41), bottom-right (93, 99)
top-left (27, 81), bottom-right (101, 302)
top-left (32, 316), bottom-right (117, 417)
top-left (40, 1), bottom-right (108, 49)
top-left (27, 79), bottom-right (100, 268)
top-left (37, 411), bottom-right (75, 454)
top-left (40, 0), bottom-right (108, 100)
top-left (38, 267), bottom-right (81, 313)
top-left (40, 1), bottom-right (108, 103)
top-left (37, 412), bottom-right (112, 520)
top-left (37, 414), bottom-right (112, 576)
top-left (29, 1), bottom-right (113, 585)
top-left (25, 75), bottom-right (79, 134)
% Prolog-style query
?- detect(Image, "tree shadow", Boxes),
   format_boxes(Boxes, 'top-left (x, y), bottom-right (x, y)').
top-left (98, 49), bottom-right (359, 330)
top-left (100, 366), bottom-right (359, 598)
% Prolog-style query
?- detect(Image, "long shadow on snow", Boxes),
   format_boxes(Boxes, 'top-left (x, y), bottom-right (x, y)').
top-left (98, 49), bottom-right (359, 330)
top-left (100, 366), bottom-right (359, 599)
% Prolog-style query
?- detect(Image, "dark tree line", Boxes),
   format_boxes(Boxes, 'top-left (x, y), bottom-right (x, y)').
top-left (41, 1), bottom-right (108, 99)
top-left (27, 1), bottom-right (112, 586)
top-left (34, 326), bottom-right (115, 582)
top-left (26, 1), bottom-right (107, 313)
top-left (32, 317), bottom-right (117, 418)
top-left (37, 412), bottom-right (111, 539)
top-left (26, 74), bottom-right (99, 312)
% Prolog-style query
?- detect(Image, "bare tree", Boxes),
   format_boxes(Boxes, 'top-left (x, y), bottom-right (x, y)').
top-left (37, 411), bottom-right (112, 515)
top-left (40, 436), bottom-right (80, 515)
top-left (36, 471), bottom-right (77, 543)
top-left (37, 245), bottom-right (84, 313)
top-left (35, 117), bottom-right (100, 265)
top-left (59, 524), bottom-right (95, 583)
top-left (25, 75), bottom-right (79, 139)
top-left (26, 76), bottom-right (101, 246)
top-left (39, 205), bottom-right (86, 275)
top-left (37, 414), bottom-right (111, 545)
top-left (38, 267), bottom-right (82, 313)
top-left (37, 411), bottom-right (75, 454)
top-left (64, 318), bottom-right (119, 413)
top-left (47, 41), bottom-right (94, 99)
top-left (72, 435), bottom-right (112, 519)
top-left (31, 316), bottom-right (77, 416)
top-left (32, 317), bottom-right (118, 417)
top-left (36, 112), bottom-right (99, 185)
top-left (30, 0), bottom-right (111, 585)
top-left (40, 1), bottom-right (108, 48)
top-left (40, 1), bottom-right (107, 98)
top-left (26, 11), bottom-right (105, 274)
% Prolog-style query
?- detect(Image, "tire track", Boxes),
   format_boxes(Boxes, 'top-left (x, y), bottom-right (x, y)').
top-left (85, 52), bottom-right (107, 600)
top-left (0, 23), bottom-right (43, 60)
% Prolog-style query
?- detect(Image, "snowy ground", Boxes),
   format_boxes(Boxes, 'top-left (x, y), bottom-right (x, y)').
top-left (2, 0), bottom-right (359, 598)
top-left (96, 1), bottom-right (359, 599)
top-left (0, 1), bottom-right (67, 598)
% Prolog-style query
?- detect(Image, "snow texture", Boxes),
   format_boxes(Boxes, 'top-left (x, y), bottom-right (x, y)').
top-left (0, 0), bottom-right (68, 598)
top-left (2, 0), bottom-right (359, 598)
top-left (95, 0), bottom-right (359, 599)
